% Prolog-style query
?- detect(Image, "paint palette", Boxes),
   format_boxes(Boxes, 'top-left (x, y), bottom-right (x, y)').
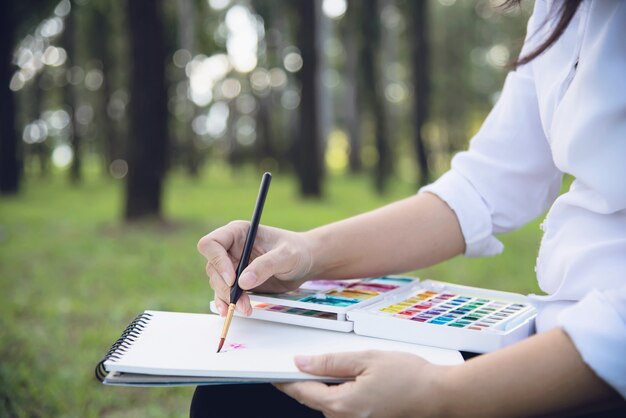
top-left (209, 277), bottom-right (537, 352)
top-left (245, 302), bottom-right (349, 331)
top-left (376, 291), bottom-right (529, 330)
top-left (348, 280), bottom-right (537, 353)
top-left (210, 276), bottom-right (418, 332)
top-left (252, 303), bottom-right (338, 320)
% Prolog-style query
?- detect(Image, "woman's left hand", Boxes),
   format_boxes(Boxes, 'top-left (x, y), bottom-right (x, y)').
top-left (275, 350), bottom-right (448, 418)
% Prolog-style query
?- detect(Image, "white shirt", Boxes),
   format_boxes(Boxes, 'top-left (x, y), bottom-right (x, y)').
top-left (421, 0), bottom-right (626, 398)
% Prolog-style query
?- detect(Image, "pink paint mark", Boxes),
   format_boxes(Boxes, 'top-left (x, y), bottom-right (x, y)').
top-left (229, 343), bottom-right (246, 350)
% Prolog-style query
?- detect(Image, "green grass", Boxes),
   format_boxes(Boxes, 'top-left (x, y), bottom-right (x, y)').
top-left (0, 167), bottom-right (544, 417)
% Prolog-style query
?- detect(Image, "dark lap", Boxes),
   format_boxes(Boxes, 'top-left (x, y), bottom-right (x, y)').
top-left (189, 380), bottom-right (626, 418)
top-left (190, 383), bottom-right (325, 418)
top-left (190, 353), bottom-right (479, 417)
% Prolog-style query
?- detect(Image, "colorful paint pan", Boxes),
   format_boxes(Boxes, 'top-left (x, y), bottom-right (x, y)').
top-left (254, 276), bottom-right (412, 309)
top-left (376, 289), bottom-right (531, 332)
top-left (252, 302), bottom-right (338, 320)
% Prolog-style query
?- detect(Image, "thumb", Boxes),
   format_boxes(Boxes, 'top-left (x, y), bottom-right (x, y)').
top-left (238, 247), bottom-right (289, 290)
top-left (294, 352), bottom-right (369, 378)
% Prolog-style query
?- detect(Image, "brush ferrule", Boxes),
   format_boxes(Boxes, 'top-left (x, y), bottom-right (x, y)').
top-left (219, 304), bottom-right (236, 339)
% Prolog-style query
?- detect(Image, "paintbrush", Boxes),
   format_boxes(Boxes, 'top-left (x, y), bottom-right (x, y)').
top-left (217, 172), bottom-right (272, 352)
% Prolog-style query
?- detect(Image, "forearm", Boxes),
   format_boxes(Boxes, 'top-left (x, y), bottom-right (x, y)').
top-left (442, 328), bottom-right (618, 418)
top-left (305, 192), bottom-right (465, 280)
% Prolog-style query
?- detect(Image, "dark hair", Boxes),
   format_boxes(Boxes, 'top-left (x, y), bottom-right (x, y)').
top-left (504, 0), bottom-right (583, 67)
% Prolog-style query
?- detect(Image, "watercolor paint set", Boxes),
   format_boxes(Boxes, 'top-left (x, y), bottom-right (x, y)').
top-left (347, 279), bottom-right (537, 353)
top-left (209, 276), bottom-right (537, 352)
top-left (210, 276), bottom-right (417, 331)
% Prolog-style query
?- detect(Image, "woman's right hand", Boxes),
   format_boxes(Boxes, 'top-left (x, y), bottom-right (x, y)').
top-left (197, 221), bottom-right (315, 317)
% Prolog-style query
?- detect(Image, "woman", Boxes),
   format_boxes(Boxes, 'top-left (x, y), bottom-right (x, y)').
top-left (193, 0), bottom-right (626, 416)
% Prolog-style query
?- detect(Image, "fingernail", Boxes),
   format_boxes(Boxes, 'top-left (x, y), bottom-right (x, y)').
top-left (218, 304), bottom-right (225, 316)
top-left (294, 355), bottom-right (312, 369)
top-left (239, 272), bottom-right (256, 288)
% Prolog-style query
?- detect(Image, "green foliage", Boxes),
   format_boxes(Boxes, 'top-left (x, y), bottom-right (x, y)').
top-left (0, 168), bottom-right (543, 416)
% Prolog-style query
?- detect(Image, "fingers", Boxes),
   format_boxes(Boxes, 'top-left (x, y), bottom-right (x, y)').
top-left (293, 352), bottom-right (369, 378)
top-left (207, 267), bottom-right (231, 305)
top-left (235, 293), bottom-right (252, 316)
top-left (207, 264), bottom-right (252, 315)
top-left (199, 222), bottom-right (306, 316)
top-left (199, 240), bottom-right (236, 287)
top-left (199, 222), bottom-right (254, 315)
top-left (213, 294), bottom-right (252, 317)
top-left (198, 222), bottom-right (248, 286)
top-left (213, 298), bottom-right (228, 317)
top-left (238, 245), bottom-right (296, 290)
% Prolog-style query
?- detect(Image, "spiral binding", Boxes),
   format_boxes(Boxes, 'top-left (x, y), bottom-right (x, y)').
top-left (95, 312), bottom-right (153, 382)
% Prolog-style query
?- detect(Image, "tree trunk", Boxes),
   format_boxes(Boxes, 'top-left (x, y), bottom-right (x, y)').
top-left (176, 0), bottom-right (200, 177)
top-left (91, 6), bottom-right (118, 176)
top-left (343, 0), bottom-right (362, 173)
top-left (295, 0), bottom-right (322, 197)
top-left (409, 0), bottom-right (431, 187)
top-left (0, 0), bottom-right (20, 194)
top-left (226, 99), bottom-right (242, 169)
top-left (361, 0), bottom-right (390, 194)
top-left (252, 0), bottom-right (278, 167)
top-left (124, 0), bottom-right (168, 220)
top-left (256, 94), bottom-right (275, 163)
top-left (315, 0), bottom-right (331, 169)
top-left (273, 9), bottom-right (292, 168)
top-left (33, 73), bottom-right (49, 178)
top-left (63, 7), bottom-right (82, 185)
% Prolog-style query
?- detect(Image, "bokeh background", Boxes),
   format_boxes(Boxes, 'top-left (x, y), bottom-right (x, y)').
top-left (0, 0), bottom-right (544, 416)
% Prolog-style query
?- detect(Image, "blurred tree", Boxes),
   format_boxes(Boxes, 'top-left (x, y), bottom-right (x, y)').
top-left (227, 99), bottom-right (242, 169)
top-left (1, 0), bottom-right (58, 194)
top-left (409, 0), bottom-right (431, 186)
top-left (441, 3), bottom-right (472, 155)
top-left (273, 8), bottom-right (299, 169)
top-left (62, 6), bottom-right (83, 184)
top-left (0, 1), bottom-right (19, 194)
top-left (252, 0), bottom-right (279, 168)
top-left (361, 0), bottom-right (391, 193)
top-left (4, 0), bottom-right (533, 194)
top-left (30, 73), bottom-right (50, 177)
top-left (315, 2), bottom-right (332, 165)
top-left (90, 1), bottom-right (119, 175)
top-left (175, 0), bottom-right (201, 177)
top-left (294, 0), bottom-right (323, 197)
top-left (255, 82), bottom-right (276, 165)
top-left (124, 0), bottom-right (168, 220)
top-left (342, 0), bottom-right (362, 173)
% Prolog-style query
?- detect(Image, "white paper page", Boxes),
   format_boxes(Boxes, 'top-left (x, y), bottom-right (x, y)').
top-left (105, 311), bottom-right (463, 380)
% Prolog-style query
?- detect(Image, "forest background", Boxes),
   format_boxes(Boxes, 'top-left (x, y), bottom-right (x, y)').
top-left (0, 0), bottom-right (542, 416)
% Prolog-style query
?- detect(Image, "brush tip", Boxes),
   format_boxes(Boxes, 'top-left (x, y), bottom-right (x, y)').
top-left (216, 338), bottom-right (225, 353)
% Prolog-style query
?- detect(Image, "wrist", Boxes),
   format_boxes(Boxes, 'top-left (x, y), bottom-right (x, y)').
top-left (430, 364), bottom-right (462, 418)
top-left (302, 228), bottom-right (324, 279)
top-left (302, 227), bottom-right (342, 280)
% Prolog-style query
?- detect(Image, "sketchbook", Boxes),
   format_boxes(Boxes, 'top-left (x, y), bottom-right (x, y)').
top-left (96, 310), bottom-right (464, 387)
top-left (215, 276), bottom-right (538, 353)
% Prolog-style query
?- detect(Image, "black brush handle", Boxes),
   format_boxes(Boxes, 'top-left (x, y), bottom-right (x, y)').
top-left (230, 172), bottom-right (272, 304)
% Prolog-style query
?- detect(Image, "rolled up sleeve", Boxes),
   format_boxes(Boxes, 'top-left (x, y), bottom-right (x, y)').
top-left (421, 171), bottom-right (503, 257)
top-left (421, 64), bottom-right (562, 257)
